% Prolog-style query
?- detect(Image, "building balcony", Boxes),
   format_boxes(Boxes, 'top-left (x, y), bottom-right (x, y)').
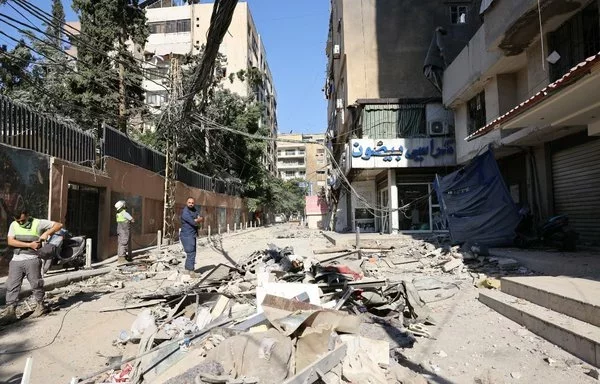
top-left (277, 162), bottom-right (306, 169)
top-left (277, 152), bottom-right (305, 158)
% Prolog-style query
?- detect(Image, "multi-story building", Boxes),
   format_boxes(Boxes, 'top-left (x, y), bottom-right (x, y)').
top-left (325, 0), bottom-right (481, 233)
top-left (142, 0), bottom-right (278, 174)
top-left (67, 1), bottom-right (278, 174)
top-left (443, 0), bottom-right (600, 244)
top-left (277, 133), bottom-right (329, 196)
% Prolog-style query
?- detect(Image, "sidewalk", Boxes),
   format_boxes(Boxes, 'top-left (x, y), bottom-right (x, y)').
top-left (489, 247), bottom-right (600, 279)
top-left (0, 226), bottom-right (266, 305)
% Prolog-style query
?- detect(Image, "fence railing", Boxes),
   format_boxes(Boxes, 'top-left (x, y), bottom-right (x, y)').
top-left (0, 95), bottom-right (97, 166)
top-left (0, 95), bottom-right (241, 196)
top-left (103, 125), bottom-right (242, 196)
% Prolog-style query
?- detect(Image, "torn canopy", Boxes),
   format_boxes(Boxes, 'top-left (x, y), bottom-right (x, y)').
top-left (434, 148), bottom-right (520, 246)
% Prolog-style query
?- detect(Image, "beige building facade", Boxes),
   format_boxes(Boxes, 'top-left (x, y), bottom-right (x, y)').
top-left (443, 0), bottom-right (600, 244)
top-left (325, 0), bottom-right (481, 233)
top-left (277, 133), bottom-right (329, 196)
top-left (142, 1), bottom-right (277, 174)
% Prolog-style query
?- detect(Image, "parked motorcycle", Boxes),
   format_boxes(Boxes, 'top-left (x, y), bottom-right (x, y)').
top-left (39, 229), bottom-right (87, 274)
top-left (514, 208), bottom-right (578, 251)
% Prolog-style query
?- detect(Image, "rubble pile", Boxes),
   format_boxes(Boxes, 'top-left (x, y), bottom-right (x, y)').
top-left (67, 235), bottom-right (536, 384)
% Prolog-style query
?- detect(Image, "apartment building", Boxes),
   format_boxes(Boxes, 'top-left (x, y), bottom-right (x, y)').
top-left (325, 0), bottom-right (481, 233)
top-left (277, 133), bottom-right (329, 196)
top-left (142, 0), bottom-right (278, 174)
top-left (443, 0), bottom-right (600, 244)
top-left (68, 1), bottom-right (278, 174)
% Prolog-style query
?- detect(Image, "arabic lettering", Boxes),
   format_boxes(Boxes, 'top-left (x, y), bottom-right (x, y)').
top-left (352, 139), bottom-right (454, 162)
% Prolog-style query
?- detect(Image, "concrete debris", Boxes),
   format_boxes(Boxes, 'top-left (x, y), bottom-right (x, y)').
top-left (442, 258), bottom-right (463, 272)
top-left (511, 371), bottom-right (522, 379)
top-left (47, 233), bottom-right (542, 384)
top-left (586, 369), bottom-right (600, 380)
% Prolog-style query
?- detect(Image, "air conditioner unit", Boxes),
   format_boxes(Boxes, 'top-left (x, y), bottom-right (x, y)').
top-left (336, 98), bottom-right (344, 109)
top-left (333, 44), bottom-right (341, 59)
top-left (428, 120), bottom-right (451, 136)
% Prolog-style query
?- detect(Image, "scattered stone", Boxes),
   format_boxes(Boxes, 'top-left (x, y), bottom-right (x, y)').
top-left (586, 369), bottom-right (600, 380)
top-left (434, 350), bottom-right (448, 358)
top-left (544, 357), bottom-right (556, 366)
top-left (511, 372), bottom-right (522, 379)
top-left (442, 259), bottom-right (463, 272)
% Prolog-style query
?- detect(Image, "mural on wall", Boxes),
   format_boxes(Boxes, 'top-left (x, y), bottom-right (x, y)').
top-left (110, 192), bottom-right (142, 236)
top-left (0, 145), bottom-right (50, 274)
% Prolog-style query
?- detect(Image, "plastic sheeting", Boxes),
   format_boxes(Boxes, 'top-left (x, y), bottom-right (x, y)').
top-left (434, 148), bottom-right (519, 246)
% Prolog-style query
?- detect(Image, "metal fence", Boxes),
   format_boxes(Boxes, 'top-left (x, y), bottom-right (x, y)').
top-left (0, 95), bottom-right (241, 196)
top-left (103, 125), bottom-right (241, 196)
top-left (0, 95), bottom-right (97, 166)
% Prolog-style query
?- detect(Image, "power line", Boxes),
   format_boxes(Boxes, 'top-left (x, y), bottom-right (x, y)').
top-left (11, 0), bottom-right (171, 89)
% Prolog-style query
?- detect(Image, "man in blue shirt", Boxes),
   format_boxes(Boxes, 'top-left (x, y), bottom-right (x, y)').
top-left (180, 197), bottom-right (203, 276)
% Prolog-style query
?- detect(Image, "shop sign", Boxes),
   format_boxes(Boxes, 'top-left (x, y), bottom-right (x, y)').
top-left (350, 138), bottom-right (456, 168)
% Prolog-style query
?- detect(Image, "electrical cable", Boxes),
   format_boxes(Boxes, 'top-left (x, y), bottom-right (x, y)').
top-left (0, 21), bottom-right (149, 111)
top-left (13, 0), bottom-right (172, 83)
top-left (0, 302), bottom-right (82, 354)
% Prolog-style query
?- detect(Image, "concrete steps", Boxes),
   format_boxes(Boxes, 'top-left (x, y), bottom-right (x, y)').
top-left (501, 276), bottom-right (600, 327)
top-left (479, 288), bottom-right (600, 367)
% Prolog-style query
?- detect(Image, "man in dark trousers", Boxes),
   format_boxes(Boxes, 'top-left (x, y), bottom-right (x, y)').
top-left (0, 209), bottom-right (63, 325)
top-left (180, 197), bottom-right (203, 277)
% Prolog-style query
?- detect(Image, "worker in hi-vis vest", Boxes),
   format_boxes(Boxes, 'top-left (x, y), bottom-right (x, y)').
top-left (115, 200), bottom-right (134, 264)
top-left (0, 209), bottom-right (63, 325)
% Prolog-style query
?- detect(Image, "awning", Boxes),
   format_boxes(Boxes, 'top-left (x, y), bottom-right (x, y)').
top-left (466, 51), bottom-right (600, 141)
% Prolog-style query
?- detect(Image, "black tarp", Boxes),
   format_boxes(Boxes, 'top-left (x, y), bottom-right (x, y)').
top-left (434, 148), bottom-right (520, 246)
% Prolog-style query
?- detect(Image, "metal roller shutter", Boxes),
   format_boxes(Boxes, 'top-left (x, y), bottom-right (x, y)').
top-left (552, 139), bottom-right (600, 244)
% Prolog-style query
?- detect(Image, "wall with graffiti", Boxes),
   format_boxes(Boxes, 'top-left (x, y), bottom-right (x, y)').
top-left (0, 144), bottom-right (50, 274)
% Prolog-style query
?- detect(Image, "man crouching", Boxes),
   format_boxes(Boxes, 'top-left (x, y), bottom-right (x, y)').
top-left (0, 209), bottom-right (63, 325)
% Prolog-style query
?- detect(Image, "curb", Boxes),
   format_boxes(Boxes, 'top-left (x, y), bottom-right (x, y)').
top-left (0, 267), bottom-right (112, 306)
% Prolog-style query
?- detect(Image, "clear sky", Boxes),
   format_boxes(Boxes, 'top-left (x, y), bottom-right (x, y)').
top-left (0, 0), bottom-right (329, 135)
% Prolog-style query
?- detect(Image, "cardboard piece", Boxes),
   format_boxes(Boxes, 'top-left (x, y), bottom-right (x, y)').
top-left (256, 282), bottom-right (321, 313)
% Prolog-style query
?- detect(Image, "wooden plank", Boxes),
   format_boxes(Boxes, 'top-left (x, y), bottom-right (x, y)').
top-left (210, 295), bottom-right (230, 318)
top-left (99, 299), bottom-right (165, 312)
top-left (312, 247), bottom-right (350, 255)
top-left (282, 344), bottom-right (347, 384)
top-left (230, 292), bottom-right (310, 331)
top-left (320, 250), bottom-right (359, 264)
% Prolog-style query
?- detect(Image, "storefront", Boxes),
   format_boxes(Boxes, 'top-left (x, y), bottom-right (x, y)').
top-left (345, 137), bottom-right (456, 233)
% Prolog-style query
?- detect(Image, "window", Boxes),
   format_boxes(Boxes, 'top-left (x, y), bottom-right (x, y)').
top-left (450, 5), bottom-right (468, 24)
top-left (298, 171), bottom-right (306, 177)
top-left (467, 91), bottom-right (486, 135)
top-left (549, 2), bottom-right (599, 81)
top-left (146, 91), bottom-right (168, 106)
top-left (285, 171), bottom-right (295, 177)
top-left (316, 170), bottom-right (326, 175)
top-left (143, 66), bottom-right (168, 80)
top-left (148, 19), bottom-right (191, 34)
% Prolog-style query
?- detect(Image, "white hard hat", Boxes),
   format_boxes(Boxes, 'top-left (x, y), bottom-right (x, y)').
top-left (114, 200), bottom-right (126, 210)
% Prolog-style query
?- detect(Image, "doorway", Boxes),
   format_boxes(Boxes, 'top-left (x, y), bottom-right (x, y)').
top-left (66, 184), bottom-right (100, 261)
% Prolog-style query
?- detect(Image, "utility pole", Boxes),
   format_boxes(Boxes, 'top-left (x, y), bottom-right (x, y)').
top-left (162, 56), bottom-right (183, 243)
top-left (118, 32), bottom-right (126, 133)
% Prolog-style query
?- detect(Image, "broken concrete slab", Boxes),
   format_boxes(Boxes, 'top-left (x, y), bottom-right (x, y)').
top-left (283, 344), bottom-right (347, 384)
top-left (204, 328), bottom-right (294, 384)
top-left (256, 282), bottom-right (321, 313)
top-left (339, 335), bottom-right (389, 366)
top-left (442, 258), bottom-right (463, 272)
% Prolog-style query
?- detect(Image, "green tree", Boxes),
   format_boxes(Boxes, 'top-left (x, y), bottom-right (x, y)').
top-left (69, 0), bottom-right (149, 131)
top-left (0, 41), bottom-right (36, 103)
top-left (27, 0), bottom-right (73, 116)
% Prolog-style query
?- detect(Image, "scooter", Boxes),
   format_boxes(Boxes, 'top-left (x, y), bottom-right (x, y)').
top-left (40, 229), bottom-right (87, 274)
top-left (514, 208), bottom-right (578, 251)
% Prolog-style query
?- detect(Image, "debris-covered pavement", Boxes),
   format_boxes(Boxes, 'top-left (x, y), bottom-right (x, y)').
top-left (0, 225), bottom-right (597, 383)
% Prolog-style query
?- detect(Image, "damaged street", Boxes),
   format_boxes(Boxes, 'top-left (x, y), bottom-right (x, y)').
top-left (1, 224), bottom-right (598, 384)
